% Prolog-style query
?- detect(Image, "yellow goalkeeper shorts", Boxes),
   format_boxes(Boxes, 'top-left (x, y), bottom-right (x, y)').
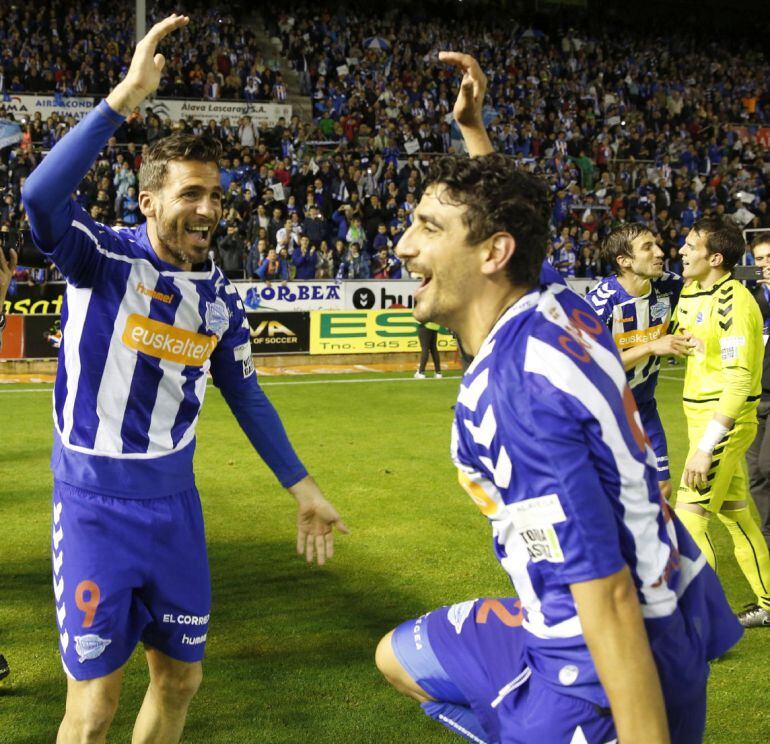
top-left (677, 406), bottom-right (757, 513)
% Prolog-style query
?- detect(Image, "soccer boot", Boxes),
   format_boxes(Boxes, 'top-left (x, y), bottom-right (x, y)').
top-left (0, 654), bottom-right (9, 681)
top-left (736, 604), bottom-right (770, 628)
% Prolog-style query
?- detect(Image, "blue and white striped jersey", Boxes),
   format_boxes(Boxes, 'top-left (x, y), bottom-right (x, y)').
top-left (23, 101), bottom-right (307, 497)
top-left (451, 283), bottom-right (739, 706)
top-left (47, 216), bottom-right (257, 495)
top-left (586, 273), bottom-right (683, 405)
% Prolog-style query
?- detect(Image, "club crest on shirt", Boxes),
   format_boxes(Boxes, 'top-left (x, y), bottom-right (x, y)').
top-left (696, 311), bottom-right (704, 324)
top-left (205, 298), bottom-right (229, 338)
top-left (650, 299), bottom-right (669, 323)
top-left (74, 634), bottom-right (112, 663)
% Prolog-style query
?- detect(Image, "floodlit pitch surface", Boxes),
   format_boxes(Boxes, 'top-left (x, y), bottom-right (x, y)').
top-left (1, 368), bottom-right (768, 742)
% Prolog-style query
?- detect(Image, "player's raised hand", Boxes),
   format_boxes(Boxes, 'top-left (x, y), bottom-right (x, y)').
top-left (107, 14), bottom-right (189, 115)
top-left (289, 476), bottom-right (349, 566)
top-left (439, 51), bottom-right (487, 129)
top-left (125, 14), bottom-right (189, 97)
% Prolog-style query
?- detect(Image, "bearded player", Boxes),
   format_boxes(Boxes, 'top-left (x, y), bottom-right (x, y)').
top-left (22, 16), bottom-right (347, 743)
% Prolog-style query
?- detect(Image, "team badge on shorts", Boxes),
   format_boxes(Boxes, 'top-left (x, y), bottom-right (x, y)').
top-left (447, 599), bottom-right (476, 634)
top-left (74, 634), bottom-right (112, 663)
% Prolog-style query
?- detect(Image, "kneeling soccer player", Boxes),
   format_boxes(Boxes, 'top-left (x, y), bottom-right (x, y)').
top-left (674, 217), bottom-right (770, 628)
top-left (375, 52), bottom-right (743, 744)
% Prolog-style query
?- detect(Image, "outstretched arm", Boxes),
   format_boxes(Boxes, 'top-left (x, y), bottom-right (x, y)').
top-left (22, 15), bottom-right (189, 264)
top-left (438, 51), bottom-right (494, 157)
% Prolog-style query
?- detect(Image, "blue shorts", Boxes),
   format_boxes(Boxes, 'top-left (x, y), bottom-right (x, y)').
top-left (639, 398), bottom-right (670, 481)
top-left (392, 597), bottom-right (706, 744)
top-left (51, 481), bottom-right (211, 680)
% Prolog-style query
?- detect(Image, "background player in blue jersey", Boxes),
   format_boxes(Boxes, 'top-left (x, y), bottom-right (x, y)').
top-left (22, 16), bottom-right (348, 744)
top-left (375, 51), bottom-right (741, 744)
top-left (587, 224), bottom-right (691, 501)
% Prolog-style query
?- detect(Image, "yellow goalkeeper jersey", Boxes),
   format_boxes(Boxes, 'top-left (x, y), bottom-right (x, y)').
top-left (673, 273), bottom-right (763, 424)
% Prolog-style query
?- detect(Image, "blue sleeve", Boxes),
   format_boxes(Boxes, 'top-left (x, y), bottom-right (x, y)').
top-left (256, 259), bottom-right (267, 279)
top-left (22, 101), bottom-right (125, 286)
top-left (279, 260), bottom-right (289, 280)
top-left (209, 291), bottom-right (308, 488)
top-left (23, 100), bottom-right (124, 250)
top-left (585, 284), bottom-right (614, 327)
top-left (500, 373), bottom-right (626, 585)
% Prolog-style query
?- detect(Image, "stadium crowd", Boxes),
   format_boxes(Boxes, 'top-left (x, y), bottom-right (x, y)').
top-left (0, 1), bottom-right (769, 287)
top-left (0, 1), bottom-right (284, 102)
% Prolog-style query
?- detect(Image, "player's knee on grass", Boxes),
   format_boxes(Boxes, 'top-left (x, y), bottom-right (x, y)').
top-left (375, 631), bottom-right (432, 703)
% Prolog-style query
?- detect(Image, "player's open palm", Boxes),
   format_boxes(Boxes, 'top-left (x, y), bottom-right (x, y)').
top-left (439, 51), bottom-right (487, 128)
top-left (290, 476), bottom-right (349, 566)
top-left (124, 14), bottom-right (189, 99)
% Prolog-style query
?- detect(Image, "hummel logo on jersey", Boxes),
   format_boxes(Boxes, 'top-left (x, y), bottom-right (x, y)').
top-left (136, 282), bottom-right (174, 304)
top-left (123, 314), bottom-right (217, 366)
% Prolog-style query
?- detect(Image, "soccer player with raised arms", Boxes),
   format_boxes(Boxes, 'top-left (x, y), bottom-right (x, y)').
top-left (587, 225), bottom-right (690, 501)
top-left (375, 52), bottom-right (742, 743)
top-left (22, 16), bottom-right (347, 743)
top-left (674, 217), bottom-right (770, 627)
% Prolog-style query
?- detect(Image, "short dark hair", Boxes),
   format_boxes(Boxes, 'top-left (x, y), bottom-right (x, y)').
top-left (750, 232), bottom-right (770, 251)
top-left (425, 153), bottom-right (549, 287)
top-left (600, 222), bottom-right (649, 273)
top-left (691, 215), bottom-right (745, 271)
top-left (138, 133), bottom-right (222, 192)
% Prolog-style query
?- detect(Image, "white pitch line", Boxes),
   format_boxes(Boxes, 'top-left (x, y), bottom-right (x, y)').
top-left (0, 375), bottom-right (461, 395)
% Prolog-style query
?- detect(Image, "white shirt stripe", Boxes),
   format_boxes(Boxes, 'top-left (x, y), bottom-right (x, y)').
top-left (58, 286), bottom-right (92, 441)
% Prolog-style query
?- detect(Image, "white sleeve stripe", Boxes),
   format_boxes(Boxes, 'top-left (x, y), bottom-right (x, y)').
top-left (73, 221), bottom-right (140, 265)
top-left (524, 337), bottom-right (676, 614)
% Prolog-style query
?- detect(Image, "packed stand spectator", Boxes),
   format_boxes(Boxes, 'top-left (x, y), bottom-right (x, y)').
top-left (0, 1), bottom-right (769, 286)
top-left (0, 0), bottom-right (285, 102)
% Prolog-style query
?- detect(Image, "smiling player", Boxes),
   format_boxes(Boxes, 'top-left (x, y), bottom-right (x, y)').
top-left (22, 16), bottom-right (347, 743)
top-left (586, 225), bottom-right (689, 501)
top-left (674, 217), bottom-right (770, 627)
top-left (374, 51), bottom-right (743, 744)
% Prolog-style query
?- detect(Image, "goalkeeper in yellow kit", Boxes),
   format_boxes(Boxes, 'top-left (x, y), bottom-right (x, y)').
top-left (674, 215), bottom-right (770, 627)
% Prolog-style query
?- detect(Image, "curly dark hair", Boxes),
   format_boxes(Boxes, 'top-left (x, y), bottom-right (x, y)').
top-left (138, 133), bottom-right (223, 192)
top-left (425, 153), bottom-right (550, 287)
top-left (691, 215), bottom-right (745, 271)
top-left (601, 222), bottom-right (650, 274)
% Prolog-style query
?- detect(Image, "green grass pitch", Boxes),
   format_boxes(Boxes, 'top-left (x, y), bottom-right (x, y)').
top-left (1, 368), bottom-right (769, 742)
